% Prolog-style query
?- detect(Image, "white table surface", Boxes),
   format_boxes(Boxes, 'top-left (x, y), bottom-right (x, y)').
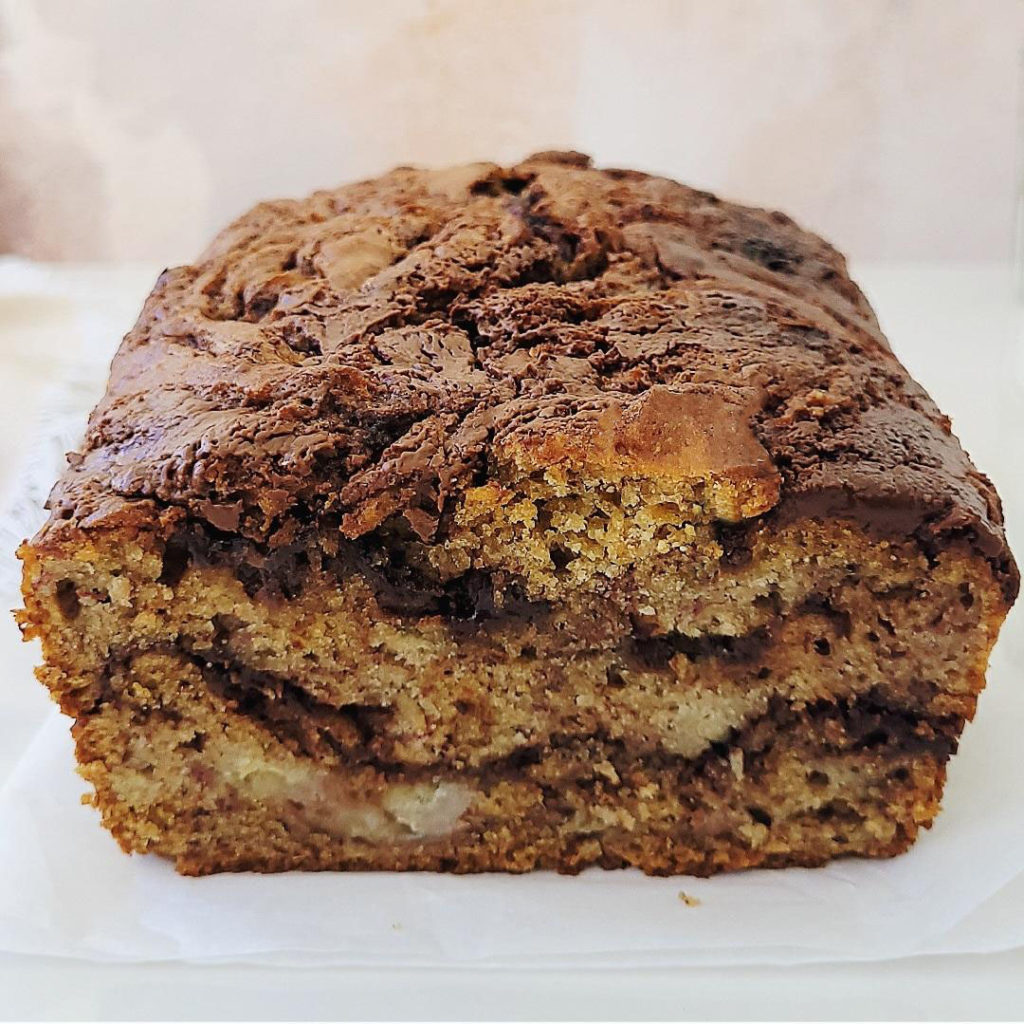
top-left (0, 260), bottom-right (1022, 1021)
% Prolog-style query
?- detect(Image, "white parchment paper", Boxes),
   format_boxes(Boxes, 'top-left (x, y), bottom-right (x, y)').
top-left (1, 258), bottom-right (1022, 967)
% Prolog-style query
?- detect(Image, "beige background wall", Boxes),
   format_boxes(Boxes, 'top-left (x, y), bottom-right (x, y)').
top-left (1, 0), bottom-right (1022, 264)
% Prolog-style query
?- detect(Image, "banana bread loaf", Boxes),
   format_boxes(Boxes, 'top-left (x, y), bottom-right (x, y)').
top-left (17, 151), bottom-right (1018, 875)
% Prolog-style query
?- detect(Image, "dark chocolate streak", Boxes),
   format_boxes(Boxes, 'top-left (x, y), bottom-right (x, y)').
top-left (162, 519), bottom-right (552, 624)
top-left (184, 649), bottom-right (959, 781)
top-left (627, 626), bottom-right (772, 670)
top-left (36, 152), bottom-right (1016, 605)
top-left (158, 508), bottom-right (996, 658)
top-left (160, 529), bottom-right (873, 689)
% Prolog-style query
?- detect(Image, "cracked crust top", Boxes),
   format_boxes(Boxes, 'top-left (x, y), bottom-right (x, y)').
top-left (34, 151), bottom-right (1018, 600)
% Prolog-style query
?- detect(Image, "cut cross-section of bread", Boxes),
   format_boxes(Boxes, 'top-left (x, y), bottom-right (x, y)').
top-left (17, 152), bottom-right (1018, 876)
